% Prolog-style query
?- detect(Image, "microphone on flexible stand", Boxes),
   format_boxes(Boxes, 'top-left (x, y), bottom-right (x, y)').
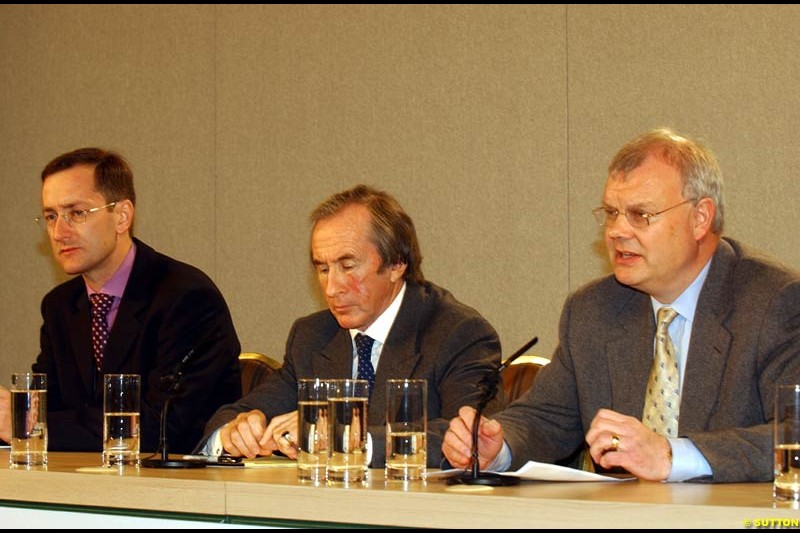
top-left (447, 335), bottom-right (539, 486)
top-left (141, 337), bottom-right (211, 469)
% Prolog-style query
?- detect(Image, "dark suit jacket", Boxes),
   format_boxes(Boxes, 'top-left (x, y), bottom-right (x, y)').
top-left (33, 239), bottom-right (241, 454)
top-left (203, 281), bottom-right (501, 467)
top-left (497, 238), bottom-right (800, 482)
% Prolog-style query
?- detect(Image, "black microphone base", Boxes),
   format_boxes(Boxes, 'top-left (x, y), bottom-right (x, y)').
top-left (141, 457), bottom-right (207, 469)
top-left (446, 471), bottom-right (520, 486)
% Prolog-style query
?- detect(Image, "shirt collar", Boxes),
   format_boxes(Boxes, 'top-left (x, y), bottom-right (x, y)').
top-left (349, 281), bottom-right (407, 345)
top-left (86, 241), bottom-right (136, 299)
top-left (651, 258), bottom-right (712, 323)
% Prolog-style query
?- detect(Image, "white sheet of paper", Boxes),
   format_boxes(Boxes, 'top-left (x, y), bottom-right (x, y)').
top-left (426, 461), bottom-right (633, 482)
top-left (504, 460), bottom-right (633, 481)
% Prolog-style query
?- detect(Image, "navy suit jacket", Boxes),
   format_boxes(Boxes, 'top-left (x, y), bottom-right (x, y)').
top-left (497, 238), bottom-right (800, 482)
top-left (33, 239), bottom-right (241, 453)
top-left (203, 281), bottom-right (502, 467)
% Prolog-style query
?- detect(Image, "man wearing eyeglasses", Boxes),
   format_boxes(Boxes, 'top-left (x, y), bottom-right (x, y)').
top-left (0, 148), bottom-right (241, 453)
top-left (443, 128), bottom-right (800, 483)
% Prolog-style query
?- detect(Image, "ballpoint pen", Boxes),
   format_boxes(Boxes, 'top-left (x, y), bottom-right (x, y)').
top-left (181, 454), bottom-right (243, 464)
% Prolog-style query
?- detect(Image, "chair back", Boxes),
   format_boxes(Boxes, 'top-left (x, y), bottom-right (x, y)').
top-left (239, 352), bottom-right (282, 395)
top-left (502, 355), bottom-right (550, 403)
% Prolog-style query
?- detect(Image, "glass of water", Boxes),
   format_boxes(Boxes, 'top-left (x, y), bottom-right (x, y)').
top-left (326, 379), bottom-right (369, 484)
top-left (103, 374), bottom-right (141, 468)
top-left (10, 373), bottom-right (48, 468)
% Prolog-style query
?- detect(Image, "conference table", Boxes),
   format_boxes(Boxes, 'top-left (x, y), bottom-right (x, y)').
top-left (0, 451), bottom-right (797, 528)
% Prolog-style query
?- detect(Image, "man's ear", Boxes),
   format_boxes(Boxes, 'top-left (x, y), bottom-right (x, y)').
top-left (115, 199), bottom-right (134, 235)
top-left (692, 197), bottom-right (715, 240)
top-left (389, 262), bottom-right (407, 283)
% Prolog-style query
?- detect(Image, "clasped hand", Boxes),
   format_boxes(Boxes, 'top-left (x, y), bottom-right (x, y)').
top-left (220, 409), bottom-right (299, 459)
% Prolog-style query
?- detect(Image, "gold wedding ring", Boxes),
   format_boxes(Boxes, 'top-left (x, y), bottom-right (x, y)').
top-left (610, 434), bottom-right (621, 451)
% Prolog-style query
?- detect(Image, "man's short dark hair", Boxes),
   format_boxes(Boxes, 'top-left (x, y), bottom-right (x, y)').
top-left (41, 147), bottom-right (136, 207)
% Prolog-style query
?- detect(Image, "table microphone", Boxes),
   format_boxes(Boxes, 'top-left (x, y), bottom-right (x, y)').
top-left (142, 334), bottom-right (213, 469)
top-left (447, 335), bottom-right (538, 486)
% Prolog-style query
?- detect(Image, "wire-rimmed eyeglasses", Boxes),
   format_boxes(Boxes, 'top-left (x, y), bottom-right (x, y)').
top-left (35, 202), bottom-right (117, 229)
top-left (592, 199), bottom-right (694, 229)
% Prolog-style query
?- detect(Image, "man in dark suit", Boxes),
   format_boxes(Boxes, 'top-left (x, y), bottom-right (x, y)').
top-left (0, 148), bottom-right (241, 453)
top-left (444, 129), bottom-right (800, 482)
top-left (202, 185), bottom-right (501, 467)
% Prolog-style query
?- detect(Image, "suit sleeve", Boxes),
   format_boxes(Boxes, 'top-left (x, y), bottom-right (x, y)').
top-left (201, 321), bottom-right (300, 445)
top-left (494, 293), bottom-right (587, 470)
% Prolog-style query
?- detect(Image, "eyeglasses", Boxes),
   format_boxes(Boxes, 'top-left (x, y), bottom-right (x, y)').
top-left (592, 199), bottom-right (694, 229)
top-left (35, 202), bottom-right (117, 229)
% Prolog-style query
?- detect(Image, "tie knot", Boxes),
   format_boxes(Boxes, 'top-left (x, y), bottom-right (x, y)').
top-left (657, 306), bottom-right (678, 330)
top-left (90, 293), bottom-right (114, 315)
top-left (355, 333), bottom-right (374, 354)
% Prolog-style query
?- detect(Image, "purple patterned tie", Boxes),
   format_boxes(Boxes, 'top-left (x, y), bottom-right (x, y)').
top-left (89, 293), bottom-right (114, 370)
top-left (355, 333), bottom-right (375, 394)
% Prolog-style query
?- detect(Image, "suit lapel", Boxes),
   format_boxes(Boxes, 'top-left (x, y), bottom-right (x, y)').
top-left (607, 290), bottom-right (656, 417)
top-left (315, 329), bottom-right (355, 379)
top-left (103, 297), bottom-right (146, 374)
top-left (100, 239), bottom-right (152, 374)
top-left (371, 285), bottom-right (426, 426)
top-left (66, 289), bottom-right (95, 394)
top-left (680, 241), bottom-right (735, 432)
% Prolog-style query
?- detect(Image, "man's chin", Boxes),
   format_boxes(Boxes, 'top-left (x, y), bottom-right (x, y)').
top-left (613, 269), bottom-right (640, 289)
top-left (332, 312), bottom-right (363, 331)
top-left (58, 261), bottom-right (84, 276)
top-left (334, 318), bottom-right (358, 330)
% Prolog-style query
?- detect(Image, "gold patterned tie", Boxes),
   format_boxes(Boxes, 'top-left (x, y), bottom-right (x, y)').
top-left (642, 307), bottom-right (680, 437)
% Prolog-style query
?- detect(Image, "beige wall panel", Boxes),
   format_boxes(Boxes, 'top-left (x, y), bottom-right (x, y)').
top-left (216, 5), bottom-right (568, 360)
top-left (568, 5), bottom-right (800, 292)
top-left (0, 5), bottom-right (217, 385)
top-left (3, 4), bottom-right (800, 393)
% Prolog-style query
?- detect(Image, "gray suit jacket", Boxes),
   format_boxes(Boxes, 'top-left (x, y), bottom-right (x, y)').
top-left (497, 238), bottom-right (800, 482)
top-left (203, 280), bottom-right (502, 467)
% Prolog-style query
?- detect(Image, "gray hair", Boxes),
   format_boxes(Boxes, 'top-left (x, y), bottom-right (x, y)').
top-left (608, 128), bottom-right (725, 233)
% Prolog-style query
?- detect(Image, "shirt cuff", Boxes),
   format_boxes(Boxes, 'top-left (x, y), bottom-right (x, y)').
top-left (200, 429), bottom-right (224, 456)
top-left (485, 441), bottom-right (513, 472)
top-left (666, 437), bottom-right (712, 482)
